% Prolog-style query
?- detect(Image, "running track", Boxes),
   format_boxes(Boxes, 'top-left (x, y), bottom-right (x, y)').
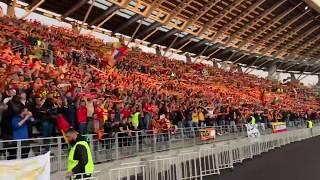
top-left (206, 136), bottom-right (320, 180)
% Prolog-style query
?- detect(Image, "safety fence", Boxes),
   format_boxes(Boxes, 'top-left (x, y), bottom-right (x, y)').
top-left (79, 126), bottom-right (320, 180)
top-left (0, 120), bottom-right (318, 178)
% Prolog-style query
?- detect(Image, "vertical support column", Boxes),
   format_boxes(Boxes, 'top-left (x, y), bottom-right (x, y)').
top-left (290, 72), bottom-right (297, 82)
top-left (186, 53), bottom-right (191, 63)
top-left (267, 62), bottom-right (277, 80)
top-left (155, 46), bottom-right (162, 56)
top-left (316, 75), bottom-right (320, 87)
top-left (7, 0), bottom-right (16, 18)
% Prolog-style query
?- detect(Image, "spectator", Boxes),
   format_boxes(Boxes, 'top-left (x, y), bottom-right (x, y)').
top-left (76, 97), bottom-right (88, 135)
top-left (11, 108), bottom-right (32, 159)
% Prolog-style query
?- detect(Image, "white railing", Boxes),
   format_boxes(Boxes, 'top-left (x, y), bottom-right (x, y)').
top-left (0, 120), bottom-right (318, 178)
top-left (93, 126), bottom-right (319, 180)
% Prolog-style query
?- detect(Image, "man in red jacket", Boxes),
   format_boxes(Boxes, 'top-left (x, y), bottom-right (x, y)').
top-left (76, 99), bottom-right (88, 135)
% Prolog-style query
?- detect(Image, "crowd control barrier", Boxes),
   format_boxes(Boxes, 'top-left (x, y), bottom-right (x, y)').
top-left (84, 126), bottom-right (320, 180)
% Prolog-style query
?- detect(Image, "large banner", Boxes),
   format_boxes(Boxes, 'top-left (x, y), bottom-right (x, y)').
top-left (0, 152), bottom-right (50, 180)
top-left (245, 124), bottom-right (260, 138)
top-left (200, 128), bottom-right (216, 141)
top-left (271, 122), bottom-right (287, 133)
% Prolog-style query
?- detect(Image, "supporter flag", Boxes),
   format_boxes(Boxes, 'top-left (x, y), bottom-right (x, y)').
top-left (111, 45), bottom-right (128, 61)
top-left (108, 42), bottom-right (128, 67)
top-left (55, 115), bottom-right (71, 142)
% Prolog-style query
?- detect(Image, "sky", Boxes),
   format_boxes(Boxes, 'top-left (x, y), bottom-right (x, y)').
top-left (0, 2), bottom-right (318, 86)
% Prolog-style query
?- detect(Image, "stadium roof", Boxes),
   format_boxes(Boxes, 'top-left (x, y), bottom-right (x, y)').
top-left (5, 0), bottom-right (320, 74)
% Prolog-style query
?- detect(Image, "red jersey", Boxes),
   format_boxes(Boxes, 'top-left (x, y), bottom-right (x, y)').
top-left (121, 108), bottom-right (132, 118)
top-left (76, 106), bottom-right (87, 124)
top-left (144, 103), bottom-right (153, 114)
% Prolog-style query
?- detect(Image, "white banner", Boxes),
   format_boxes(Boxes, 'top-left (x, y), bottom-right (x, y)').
top-left (246, 124), bottom-right (260, 138)
top-left (0, 151), bottom-right (50, 180)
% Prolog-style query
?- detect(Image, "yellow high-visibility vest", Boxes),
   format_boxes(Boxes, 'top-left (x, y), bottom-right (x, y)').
top-left (67, 141), bottom-right (94, 175)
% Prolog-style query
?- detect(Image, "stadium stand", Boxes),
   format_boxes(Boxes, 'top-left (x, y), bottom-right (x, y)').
top-left (1, 0), bottom-right (320, 179)
top-left (0, 15), bottom-right (319, 142)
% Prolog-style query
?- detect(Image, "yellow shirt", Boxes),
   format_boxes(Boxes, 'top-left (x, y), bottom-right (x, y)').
top-left (198, 112), bottom-right (205, 121)
top-left (192, 112), bottom-right (199, 122)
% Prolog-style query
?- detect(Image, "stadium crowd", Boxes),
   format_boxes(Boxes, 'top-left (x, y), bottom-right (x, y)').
top-left (0, 16), bottom-right (319, 144)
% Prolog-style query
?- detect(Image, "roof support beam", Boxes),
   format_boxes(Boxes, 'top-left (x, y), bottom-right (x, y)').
top-left (212, 0), bottom-right (266, 42)
top-left (247, 58), bottom-right (272, 73)
top-left (89, 5), bottom-right (119, 26)
top-left (225, 0), bottom-right (286, 46)
top-left (163, 0), bottom-right (193, 25)
top-left (207, 48), bottom-right (221, 59)
top-left (182, 39), bottom-right (207, 54)
top-left (162, 0), bottom-right (217, 54)
top-left (136, 22), bottom-right (161, 39)
top-left (296, 66), bottom-right (309, 79)
top-left (211, 0), bottom-right (251, 41)
top-left (150, 29), bottom-right (179, 45)
top-left (250, 9), bottom-right (309, 53)
top-left (284, 33), bottom-right (320, 59)
top-left (21, 0), bottom-right (46, 19)
top-left (112, 14), bottom-right (143, 35)
top-left (80, 0), bottom-right (95, 31)
top-left (244, 56), bottom-right (266, 73)
top-left (62, 0), bottom-right (87, 19)
top-left (172, 34), bottom-right (193, 49)
top-left (196, 0), bottom-right (234, 37)
top-left (260, 18), bottom-right (313, 55)
top-left (179, 0), bottom-right (217, 30)
top-left (232, 53), bottom-right (248, 64)
top-left (28, 0), bottom-right (43, 9)
top-left (130, 0), bottom-right (165, 42)
top-left (302, 44), bottom-right (320, 58)
top-left (299, 65), bottom-right (320, 80)
top-left (238, 2), bottom-right (302, 49)
top-left (147, 0), bottom-right (192, 46)
top-left (282, 63), bottom-right (299, 72)
top-left (195, 45), bottom-right (210, 59)
top-left (272, 25), bottom-right (320, 58)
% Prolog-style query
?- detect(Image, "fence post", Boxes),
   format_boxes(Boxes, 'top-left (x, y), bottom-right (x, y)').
top-left (168, 131), bottom-right (171, 149)
top-left (153, 133), bottom-right (157, 153)
top-left (17, 140), bottom-right (22, 159)
top-left (57, 137), bottom-right (62, 171)
top-left (193, 127), bottom-right (197, 145)
top-left (136, 132), bottom-right (139, 153)
top-left (88, 135), bottom-right (94, 161)
top-left (115, 133), bottom-right (119, 160)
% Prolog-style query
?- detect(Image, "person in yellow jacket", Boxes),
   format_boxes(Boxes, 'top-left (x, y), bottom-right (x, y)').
top-left (307, 120), bottom-right (313, 129)
top-left (66, 128), bottom-right (94, 179)
top-left (198, 108), bottom-right (205, 127)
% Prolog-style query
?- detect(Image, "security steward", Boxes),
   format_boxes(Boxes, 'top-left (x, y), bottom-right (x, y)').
top-left (66, 128), bottom-right (94, 179)
top-left (249, 114), bottom-right (256, 125)
top-left (307, 120), bottom-right (313, 129)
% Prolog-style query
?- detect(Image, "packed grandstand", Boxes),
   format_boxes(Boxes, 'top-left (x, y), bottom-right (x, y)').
top-left (1, 0), bottom-right (320, 179)
top-left (0, 14), bottom-right (319, 142)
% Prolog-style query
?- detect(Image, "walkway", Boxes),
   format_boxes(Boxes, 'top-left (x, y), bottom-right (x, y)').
top-left (207, 136), bottom-right (320, 180)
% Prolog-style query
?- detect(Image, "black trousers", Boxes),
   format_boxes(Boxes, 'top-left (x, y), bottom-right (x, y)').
top-left (71, 174), bottom-right (92, 179)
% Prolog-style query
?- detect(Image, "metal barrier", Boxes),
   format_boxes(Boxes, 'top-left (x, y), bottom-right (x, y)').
top-left (0, 121), bottom-right (319, 178)
top-left (94, 126), bottom-right (319, 180)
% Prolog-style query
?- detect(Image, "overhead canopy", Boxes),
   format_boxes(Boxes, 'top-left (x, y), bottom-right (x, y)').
top-left (4, 0), bottom-right (320, 74)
